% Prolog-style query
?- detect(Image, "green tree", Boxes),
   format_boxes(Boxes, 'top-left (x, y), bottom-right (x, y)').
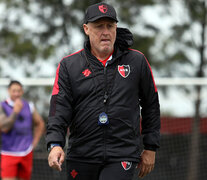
top-left (0, 0), bottom-right (165, 75)
top-left (154, 0), bottom-right (206, 179)
top-left (184, 1), bottom-right (206, 180)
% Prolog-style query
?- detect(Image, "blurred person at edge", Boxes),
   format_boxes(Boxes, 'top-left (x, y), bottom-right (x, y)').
top-left (0, 80), bottom-right (45, 180)
top-left (46, 2), bottom-right (160, 180)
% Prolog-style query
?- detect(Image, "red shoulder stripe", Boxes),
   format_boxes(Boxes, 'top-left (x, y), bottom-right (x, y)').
top-left (52, 49), bottom-right (84, 95)
top-left (129, 49), bottom-right (158, 92)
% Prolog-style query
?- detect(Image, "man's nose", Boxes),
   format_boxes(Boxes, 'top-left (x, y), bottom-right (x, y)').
top-left (102, 25), bottom-right (110, 34)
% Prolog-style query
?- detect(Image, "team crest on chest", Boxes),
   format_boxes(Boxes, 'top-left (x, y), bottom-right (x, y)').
top-left (121, 161), bottom-right (132, 170)
top-left (118, 65), bottom-right (130, 78)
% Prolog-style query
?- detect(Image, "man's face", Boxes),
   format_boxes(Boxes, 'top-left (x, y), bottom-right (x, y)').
top-left (8, 84), bottom-right (23, 101)
top-left (83, 18), bottom-right (117, 58)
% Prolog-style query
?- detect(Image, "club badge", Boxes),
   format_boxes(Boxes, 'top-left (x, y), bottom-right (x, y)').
top-left (118, 65), bottom-right (130, 78)
top-left (121, 161), bottom-right (132, 170)
top-left (99, 5), bottom-right (108, 13)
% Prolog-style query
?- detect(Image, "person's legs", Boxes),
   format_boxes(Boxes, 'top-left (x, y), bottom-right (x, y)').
top-left (17, 152), bottom-right (33, 180)
top-left (1, 154), bottom-right (19, 180)
top-left (99, 161), bottom-right (137, 180)
top-left (66, 160), bottom-right (102, 180)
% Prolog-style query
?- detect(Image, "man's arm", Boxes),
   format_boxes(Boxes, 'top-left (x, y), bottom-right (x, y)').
top-left (138, 55), bottom-right (161, 178)
top-left (32, 108), bottom-right (45, 149)
top-left (0, 99), bottom-right (23, 133)
top-left (46, 59), bottom-right (73, 171)
top-left (139, 55), bottom-right (160, 150)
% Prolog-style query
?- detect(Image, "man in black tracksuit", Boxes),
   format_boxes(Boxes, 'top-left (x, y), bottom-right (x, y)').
top-left (46, 2), bottom-right (160, 180)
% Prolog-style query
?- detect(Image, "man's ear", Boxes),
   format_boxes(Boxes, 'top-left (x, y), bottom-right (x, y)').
top-left (83, 24), bottom-right (89, 36)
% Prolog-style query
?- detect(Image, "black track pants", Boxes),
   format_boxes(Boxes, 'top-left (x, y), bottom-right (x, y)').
top-left (66, 160), bottom-right (137, 180)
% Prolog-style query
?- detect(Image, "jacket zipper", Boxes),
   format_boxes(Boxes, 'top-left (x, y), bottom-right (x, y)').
top-left (103, 65), bottom-right (108, 161)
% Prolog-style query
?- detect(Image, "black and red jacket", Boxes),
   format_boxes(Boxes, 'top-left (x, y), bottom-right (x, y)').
top-left (46, 28), bottom-right (160, 163)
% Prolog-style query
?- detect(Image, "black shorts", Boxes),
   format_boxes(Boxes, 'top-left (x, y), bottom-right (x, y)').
top-left (66, 160), bottom-right (137, 180)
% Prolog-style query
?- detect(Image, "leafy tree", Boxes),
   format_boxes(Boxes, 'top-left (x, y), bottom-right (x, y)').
top-left (184, 1), bottom-right (206, 180)
top-left (152, 0), bottom-right (206, 179)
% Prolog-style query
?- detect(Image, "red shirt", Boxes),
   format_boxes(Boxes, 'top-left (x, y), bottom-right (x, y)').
top-left (97, 51), bottom-right (113, 67)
